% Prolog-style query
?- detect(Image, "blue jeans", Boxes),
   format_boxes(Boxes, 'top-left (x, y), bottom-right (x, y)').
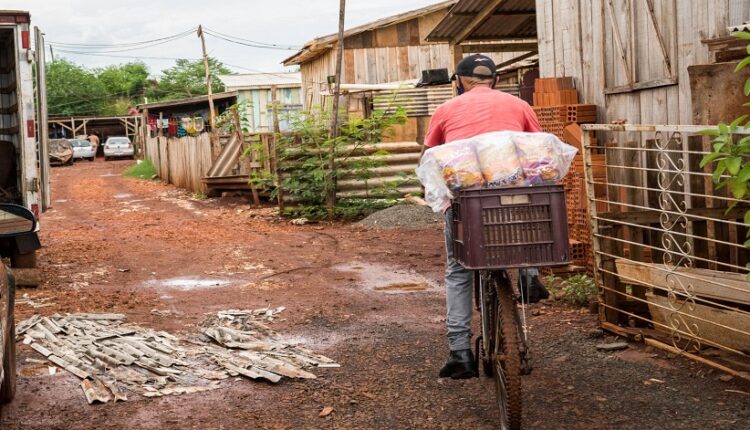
top-left (443, 208), bottom-right (538, 351)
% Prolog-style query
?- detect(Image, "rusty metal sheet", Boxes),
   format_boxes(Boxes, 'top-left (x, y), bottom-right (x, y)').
top-left (80, 379), bottom-right (112, 404)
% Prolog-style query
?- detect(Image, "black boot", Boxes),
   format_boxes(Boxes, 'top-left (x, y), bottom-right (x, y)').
top-left (519, 275), bottom-right (550, 303)
top-left (439, 349), bottom-right (478, 379)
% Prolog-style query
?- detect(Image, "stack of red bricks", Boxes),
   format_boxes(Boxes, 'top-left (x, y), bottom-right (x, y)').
top-left (533, 77), bottom-right (578, 106)
top-left (531, 77), bottom-right (602, 275)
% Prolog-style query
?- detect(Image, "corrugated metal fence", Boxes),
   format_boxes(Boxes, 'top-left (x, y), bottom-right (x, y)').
top-left (144, 132), bottom-right (422, 202)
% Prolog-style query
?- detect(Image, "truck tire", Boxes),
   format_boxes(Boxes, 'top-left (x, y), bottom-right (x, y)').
top-left (11, 250), bottom-right (38, 288)
top-left (0, 270), bottom-right (16, 403)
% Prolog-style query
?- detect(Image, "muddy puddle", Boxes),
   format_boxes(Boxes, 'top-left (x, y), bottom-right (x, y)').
top-left (146, 276), bottom-right (237, 291)
top-left (335, 263), bottom-right (436, 293)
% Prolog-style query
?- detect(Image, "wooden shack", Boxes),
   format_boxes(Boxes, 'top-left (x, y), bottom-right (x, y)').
top-left (282, 1), bottom-right (534, 109)
top-left (283, 1), bottom-right (456, 108)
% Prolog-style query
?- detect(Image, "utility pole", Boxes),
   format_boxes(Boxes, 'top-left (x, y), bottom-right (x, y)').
top-left (197, 25), bottom-right (215, 129)
top-left (327, 0), bottom-right (346, 218)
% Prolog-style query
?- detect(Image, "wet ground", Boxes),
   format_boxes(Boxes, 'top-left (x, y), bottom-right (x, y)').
top-left (1, 158), bottom-right (749, 429)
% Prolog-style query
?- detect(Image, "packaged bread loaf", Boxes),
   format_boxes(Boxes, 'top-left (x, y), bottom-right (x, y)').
top-left (427, 140), bottom-right (484, 190)
top-left (474, 132), bottom-right (525, 187)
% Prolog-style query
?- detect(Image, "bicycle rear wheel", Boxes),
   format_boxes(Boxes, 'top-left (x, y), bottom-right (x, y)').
top-left (492, 275), bottom-right (522, 430)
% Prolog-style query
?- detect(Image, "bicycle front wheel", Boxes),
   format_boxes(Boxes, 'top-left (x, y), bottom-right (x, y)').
top-left (492, 276), bottom-right (522, 430)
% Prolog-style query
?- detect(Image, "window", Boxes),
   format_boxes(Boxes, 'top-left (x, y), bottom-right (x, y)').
top-left (603, 0), bottom-right (678, 94)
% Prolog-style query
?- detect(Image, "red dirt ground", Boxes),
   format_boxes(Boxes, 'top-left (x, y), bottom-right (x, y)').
top-left (1, 159), bottom-right (748, 429)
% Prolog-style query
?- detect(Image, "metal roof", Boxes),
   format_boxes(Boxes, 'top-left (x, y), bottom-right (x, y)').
top-left (282, 1), bottom-right (457, 66)
top-left (136, 91), bottom-right (238, 111)
top-left (218, 72), bottom-right (301, 90)
top-left (426, 0), bottom-right (537, 43)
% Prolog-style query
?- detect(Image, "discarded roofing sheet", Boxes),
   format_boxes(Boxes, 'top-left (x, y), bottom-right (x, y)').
top-left (17, 308), bottom-right (338, 404)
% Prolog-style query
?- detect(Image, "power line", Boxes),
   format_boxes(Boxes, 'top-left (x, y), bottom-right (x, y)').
top-left (46, 27), bottom-right (197, 48)
top-left (202, 27), bottom-right (299, 49)
top-left (202, 31), bottom-right (298, 51)
top-left (47, 86), bottom-right (195, 111)
top-left (51, 49), bottom-right (203, 62)
top-left (50, 50), bottom-right (296, 81)
top-left (47, 31), bottom-right (195, 54)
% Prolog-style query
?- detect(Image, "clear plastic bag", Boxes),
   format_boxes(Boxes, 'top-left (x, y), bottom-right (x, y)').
top-left (416, 155), bottom-right (454, 213)
top-left (513, 132), bottom-right (578, 185)
top-left (415, 132), bottom-right (578, 213)
top-left (428, 140), bottom-right (484, 191)
top-left (474, 132), bottom-right (525, 187)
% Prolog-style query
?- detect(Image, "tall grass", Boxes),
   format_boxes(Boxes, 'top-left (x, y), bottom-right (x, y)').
top-left (123, 159), bottom-right (157, 180)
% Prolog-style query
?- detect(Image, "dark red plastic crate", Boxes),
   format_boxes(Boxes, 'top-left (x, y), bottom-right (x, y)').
top-left (452, 185), bottom-right (570, 270)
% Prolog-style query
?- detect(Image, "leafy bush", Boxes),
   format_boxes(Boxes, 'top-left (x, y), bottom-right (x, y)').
top-left (272, 95), bottom-right (408, 219)
top-left (546, 274), bottom-right (598, 307)
top-left (123, 159), bottom-right (157, 180)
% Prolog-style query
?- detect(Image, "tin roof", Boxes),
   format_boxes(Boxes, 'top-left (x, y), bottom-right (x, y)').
top-left (282, 1), bottom-right (457, 66)
top-left (426, 0), bottom-right (536, 43)
top-left (136, 91), bottom-right (238, 111)
top-left (218, 72), bottom-right (301, 90)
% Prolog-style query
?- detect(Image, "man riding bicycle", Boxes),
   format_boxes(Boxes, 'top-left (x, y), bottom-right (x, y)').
top-left (424, 54), bottom-right (549, 379)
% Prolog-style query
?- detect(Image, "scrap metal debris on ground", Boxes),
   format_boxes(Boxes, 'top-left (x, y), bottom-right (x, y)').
top-left (16, 308), bottom-right (338, 404)
top-left (16, 293), bottom-right (56, 309)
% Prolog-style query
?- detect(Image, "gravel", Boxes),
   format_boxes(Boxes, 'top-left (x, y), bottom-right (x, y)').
top-left (357, 204), bottom-right (443, 229)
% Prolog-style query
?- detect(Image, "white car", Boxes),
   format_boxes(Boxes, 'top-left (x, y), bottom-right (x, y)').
top-left (103, 137), bottom-right (134, 160)
top-left (70, 139), bottom-right (95, 161)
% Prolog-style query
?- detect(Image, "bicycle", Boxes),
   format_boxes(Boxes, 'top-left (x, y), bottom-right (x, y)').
top-left (473, 269), bottom-right (531, 430)
top-left (452, 184), bottom-right (570, 430)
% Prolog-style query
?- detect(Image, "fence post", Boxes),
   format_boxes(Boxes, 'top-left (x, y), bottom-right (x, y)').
top-left (271, 87), bottom-right (285, 212)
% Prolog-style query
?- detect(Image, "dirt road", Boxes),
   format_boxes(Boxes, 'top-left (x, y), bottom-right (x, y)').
top-left (1, 159), bottom-right (748, 429)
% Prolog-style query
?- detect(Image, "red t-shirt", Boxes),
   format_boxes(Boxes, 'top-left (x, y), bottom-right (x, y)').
top-left (424, 87), bottom-right (542, 148)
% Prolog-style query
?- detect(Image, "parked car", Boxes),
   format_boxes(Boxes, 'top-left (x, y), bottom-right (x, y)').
top-left (70, 139), bottom-right (96, 161)
top-left (48, 139), bottom-right (73, 166)
top-left (0, 203), bottom-right (37, 410)
top-left (103, 137), bottom-right (134, 160)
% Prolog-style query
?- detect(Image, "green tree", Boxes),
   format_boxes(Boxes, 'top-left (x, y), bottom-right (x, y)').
top-left (95, 62), bottom-right (151, 115)
top-left (46, 59), bottom-right (109, 116)
top-left (147, 57), bottom-right (229, 101)
top-left (96, 62), bottom-right (149, 99)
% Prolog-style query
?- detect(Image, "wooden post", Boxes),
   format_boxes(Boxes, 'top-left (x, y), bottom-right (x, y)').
top-left (142, 108), bottom-right (149, 158)
top-left (271, 86), bottom-right (284, 211)
top-left (450, 44), bottom-right (463, 97)
top-left (197, 25), bottom-right (216, 130)
top-left (158, 112), bottom-right (163, 138)
top-left (327, 0), bottom-right (346, 219)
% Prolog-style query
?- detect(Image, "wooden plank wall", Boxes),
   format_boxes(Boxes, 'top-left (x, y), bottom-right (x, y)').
top-left (299, 9), bottom-right (531, 109)
top-left (535, 0), bottom-right (741, 126)
top-left (302, 46), bottom-right (529, 108)
top-left (144, 133), bottom-right (213, 193)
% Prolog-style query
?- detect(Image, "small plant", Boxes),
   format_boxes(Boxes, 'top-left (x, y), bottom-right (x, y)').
top-left (271, 93), bottom-right (407, 219)
top-left (216, 99), bottom-right (254, 133)
top-left (192, 191), bottom-right (207, 200)
top-left (123, 159), bottom-right (157, 180)
top-left (548, 274), bottom-right (598, 307)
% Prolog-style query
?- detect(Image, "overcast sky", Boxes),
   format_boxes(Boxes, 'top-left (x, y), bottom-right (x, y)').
top-left (6, 0), bottom-right (441, 76)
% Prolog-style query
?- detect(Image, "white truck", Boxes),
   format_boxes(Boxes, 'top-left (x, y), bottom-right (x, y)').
top-left (0, 11), bottom-right (49, 286)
